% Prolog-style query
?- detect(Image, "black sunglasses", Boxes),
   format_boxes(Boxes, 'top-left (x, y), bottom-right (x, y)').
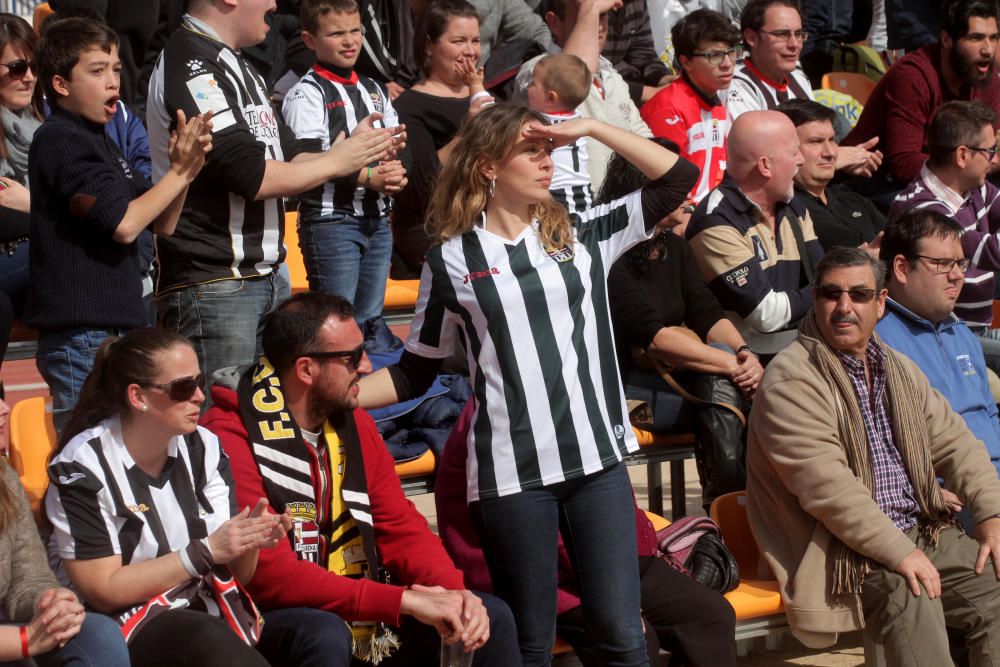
top-left (816, 285), bottom-right (878, 303)
top-left (0, 59), bottom-right (35, 79)
top-left (143, 374), bottom-right (206, 402)
top-left (301, 343), bottom-right (366, 370)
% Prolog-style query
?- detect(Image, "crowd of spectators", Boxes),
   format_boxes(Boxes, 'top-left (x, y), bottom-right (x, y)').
top-left (3, 0), bottom-right (1000, 665)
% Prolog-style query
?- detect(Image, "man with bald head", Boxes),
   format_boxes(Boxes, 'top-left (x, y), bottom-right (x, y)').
top-left (686, 110), bottom-right (824, 357)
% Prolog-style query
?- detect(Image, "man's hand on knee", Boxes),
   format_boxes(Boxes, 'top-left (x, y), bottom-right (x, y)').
top-left (400, 585), bottom-right (466, 643)
top-left (894, 548), bottom-right (941, 598)
top-left (457, 590), bottom-right (490, 650)
top-left (973, 517), bottom-right (1000, 578)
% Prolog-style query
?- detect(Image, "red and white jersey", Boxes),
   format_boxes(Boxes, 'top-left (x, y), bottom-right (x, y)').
top-left (641, 76), bottom-right (728, 203)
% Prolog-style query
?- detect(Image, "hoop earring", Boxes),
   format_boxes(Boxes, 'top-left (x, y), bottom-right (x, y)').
top-left (489, 177), bottom-right (496, 198)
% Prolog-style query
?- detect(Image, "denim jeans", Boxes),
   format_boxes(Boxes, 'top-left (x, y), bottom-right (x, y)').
top-left (298, 214), bottom-right (392, 324)
top-left (27, 612), bottom-right (130, 667)
top-left (36, 328), bottom-right (126, 435)
top-left (471, 463), bottom-right (647, 667)
top-left (256, 607), bottom-right (353, 667)
top-left (157, 270), bottom-right (290, 384)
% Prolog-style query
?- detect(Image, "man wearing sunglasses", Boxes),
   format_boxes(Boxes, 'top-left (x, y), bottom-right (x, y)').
top-left (889, 101), bottom-right (1000, 377)
top-left (202, 292), bottom-right (518, 667)
top-left (747, 246), bottom-right (1000, 663)
top-left (876, 210), bottom-right (1000, 481)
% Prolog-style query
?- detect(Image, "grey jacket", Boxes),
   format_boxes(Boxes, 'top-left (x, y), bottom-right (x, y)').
top-left (470, 0), bottom-right (551, 65)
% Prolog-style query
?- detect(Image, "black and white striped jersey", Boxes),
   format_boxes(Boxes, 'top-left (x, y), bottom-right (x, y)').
top-left (542, 110), bottom-right (594, 217)
top-left (46, 419), bottom-right (235, 564)
top-left (147, 15), bottom-right (287, 293)
top-left (282, 65), bottom-right (399, 220)
top-left (406, 191), bottom-right (650, 501)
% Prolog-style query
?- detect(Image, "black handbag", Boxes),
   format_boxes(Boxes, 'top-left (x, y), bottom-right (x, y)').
top-left (656, 516), bottom-right (740, 594)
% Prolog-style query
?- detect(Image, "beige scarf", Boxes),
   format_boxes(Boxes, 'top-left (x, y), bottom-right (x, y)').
top-left (798, 313), bottom-right (953, 595)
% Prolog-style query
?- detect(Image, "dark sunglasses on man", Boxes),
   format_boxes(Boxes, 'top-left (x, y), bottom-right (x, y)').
top-left (300, 343), bottom-right (366, 371)
top-left (816, 285), bottom-right (878, 303)
top-left (143, 374), bottom-right (206, 402)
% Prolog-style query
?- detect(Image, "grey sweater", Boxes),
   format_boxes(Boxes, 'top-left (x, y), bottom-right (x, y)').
top-left (0, 463), bottom-right (58, 623)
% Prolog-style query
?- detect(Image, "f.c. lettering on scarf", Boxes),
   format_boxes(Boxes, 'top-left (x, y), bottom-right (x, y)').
top-left (238, 357), bottom-right (400, 663)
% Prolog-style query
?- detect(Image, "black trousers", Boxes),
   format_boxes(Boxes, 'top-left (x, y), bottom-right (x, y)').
top-left (127, 609), bottom-right (270, 667)
top-left (557, 557), bottom-right (736, 667)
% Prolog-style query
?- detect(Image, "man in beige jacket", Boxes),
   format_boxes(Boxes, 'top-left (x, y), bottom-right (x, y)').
top-left (747, 245), bottom-right (1000, 665)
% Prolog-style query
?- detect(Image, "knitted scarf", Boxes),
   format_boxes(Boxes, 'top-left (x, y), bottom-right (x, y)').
top-left (237, 358), bottom-right (400, 663)
top-left (798, 313), bottom-right (953, 595)
top-left (0, 106), bottom-right (39, 183)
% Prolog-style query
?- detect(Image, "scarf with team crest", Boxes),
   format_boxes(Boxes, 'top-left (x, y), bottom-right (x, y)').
top-left (237, 357), bottom-right (400, 663)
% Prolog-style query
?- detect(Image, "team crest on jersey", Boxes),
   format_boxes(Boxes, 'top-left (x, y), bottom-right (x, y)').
top-left (369, 92), bottom-right (384, 113)
top-left (751, 235), bottom-right (769, 262)
top-left (287, 501), bottom-right (319, 562)
top-left (547, 245), bottom-right (575, 263)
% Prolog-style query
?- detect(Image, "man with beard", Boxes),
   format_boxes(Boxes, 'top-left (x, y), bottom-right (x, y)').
top-left (686, 110), bottom-right (824, 358)
top-left (747, 246), bottom-right (1000, 663)
top-left (202, 291), bottom-right (518, 666)
top-left (888, 101), bottom-right (1000, 377)
top-left (876, 209), bottom-right (1000, 479)
top-left (777, 99), bottom-right (885, 252)
top-left (843, 0), bottom-right (1000, 207)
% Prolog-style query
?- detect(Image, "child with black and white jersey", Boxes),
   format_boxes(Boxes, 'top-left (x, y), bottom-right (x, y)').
top-left (282, 0), bottom-right (406, 330)
top-left (524, 52), bottom-right (595, 216)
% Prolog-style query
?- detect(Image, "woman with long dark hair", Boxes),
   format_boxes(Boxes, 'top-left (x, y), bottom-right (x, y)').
top-left (391, 0), bottom-right (493, 277)
top-left (46, 328), bottom-right (288, 666)
top-left (362, 103), bottom-right (698, 665)
top-left (0, 13), bottom-right (43, 316)
top-left (602, 139), bottom-right (762, 511)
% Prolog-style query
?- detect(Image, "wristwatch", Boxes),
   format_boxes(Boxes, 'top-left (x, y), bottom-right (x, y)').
top-left (736, 344), bottom-right (757, 358)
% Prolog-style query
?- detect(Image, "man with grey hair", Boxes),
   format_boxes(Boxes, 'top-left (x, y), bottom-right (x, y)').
top-left (747, 245), bottom-right (1000, 663)
top-left (685, 109), bottom-right (823, 357)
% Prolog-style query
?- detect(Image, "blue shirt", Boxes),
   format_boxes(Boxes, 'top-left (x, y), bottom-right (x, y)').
top-left (877, 297), bottom-right (1000, 476)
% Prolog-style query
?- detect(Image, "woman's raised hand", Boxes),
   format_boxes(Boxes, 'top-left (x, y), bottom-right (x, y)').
top-left (207, 498), bottom-right (284, 563)
top-left (26, 588), bottom-right (85, 655)
top-left (168, 109), bottom-right (214, 182)
top-left (522, 118), bottom-right (594, 148)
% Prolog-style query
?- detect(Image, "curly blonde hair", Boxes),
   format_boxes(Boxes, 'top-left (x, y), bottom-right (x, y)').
top-left (425, 103), bottom-right (574, 251)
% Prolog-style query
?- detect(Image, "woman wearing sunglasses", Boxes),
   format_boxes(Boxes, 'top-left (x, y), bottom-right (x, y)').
top-left (46, 327), bottom-right (289, 666)
top-left (0, 14), bottom-right (41, 319)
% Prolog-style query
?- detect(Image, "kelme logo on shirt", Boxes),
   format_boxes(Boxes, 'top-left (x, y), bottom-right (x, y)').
top-left (547, 245), bottom-right (575, 263)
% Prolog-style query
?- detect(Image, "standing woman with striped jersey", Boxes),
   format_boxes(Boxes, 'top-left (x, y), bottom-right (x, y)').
top-left (45, 328), bottom-right (289, 666)
top-left (360, 103), bottom-right (698, 666)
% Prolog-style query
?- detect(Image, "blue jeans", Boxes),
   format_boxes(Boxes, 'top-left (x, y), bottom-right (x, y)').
top-left (471, 463), bottom-right (647, 667)
top-left (299, 214), bottom-right (392, 325)
top-left (0, 240), bottom-right (28, 314)
top-left (157, 270), bottom-right (290, 384)
top-left (256, 607), bottom-right (353, 667)
top-left (28, 612), bottom-right (130, 667)
top-left (36, 328), bottom-right (125, 435)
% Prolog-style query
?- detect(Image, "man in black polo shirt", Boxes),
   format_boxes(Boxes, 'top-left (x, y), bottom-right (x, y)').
top-left (778, 99), bottom-right (885, 252)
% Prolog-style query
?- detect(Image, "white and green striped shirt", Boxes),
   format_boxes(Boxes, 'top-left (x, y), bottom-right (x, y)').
top-left (406, 190), bottom-right (650, 500)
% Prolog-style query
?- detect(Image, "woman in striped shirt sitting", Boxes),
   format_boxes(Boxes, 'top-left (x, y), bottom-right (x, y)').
top-left (361, 102), bottom-right (698, 666)
top-left (45, 328), bottom-right (289, 667)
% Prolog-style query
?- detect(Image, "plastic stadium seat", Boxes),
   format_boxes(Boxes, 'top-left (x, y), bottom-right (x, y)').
top-left (33, 3), bottom-right (52, 33)
top-left (821, 72), bottom-right (877, 106)
top-left (8, 396), bottom-right (56, 522)
top-left (284, 212), bottom-right (309, 293)
top-left (383, 279), bottom-right (420, 310)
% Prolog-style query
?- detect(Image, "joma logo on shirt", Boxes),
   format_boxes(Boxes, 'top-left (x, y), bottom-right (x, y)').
top-left (463, 267), bottom-right (500, 284)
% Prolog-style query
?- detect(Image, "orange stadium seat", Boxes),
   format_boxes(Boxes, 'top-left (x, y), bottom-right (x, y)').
top-left (821, 72), bottom-right (877, 106)
top-left (8, 396), bottom-right (56, 522)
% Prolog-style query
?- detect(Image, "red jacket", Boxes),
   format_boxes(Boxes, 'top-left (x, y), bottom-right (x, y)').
top-left (202, 386), bottom-right (465, 626)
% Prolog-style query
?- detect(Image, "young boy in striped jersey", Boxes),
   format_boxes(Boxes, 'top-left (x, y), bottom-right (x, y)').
top-left (525, 52), bottom-right (595, 216)
top-left (283, 0), bottom-right (406, 330)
